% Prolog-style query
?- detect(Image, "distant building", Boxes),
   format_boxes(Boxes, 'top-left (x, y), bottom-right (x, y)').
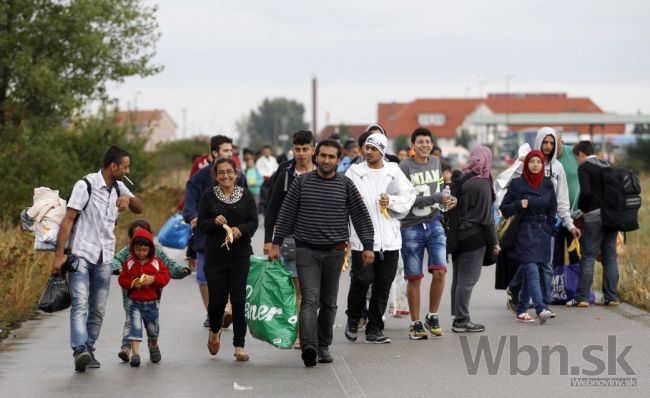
top-left (378, 93), bottom-right (625, 147)
top-left (117, 109), bottom-right (177, 151)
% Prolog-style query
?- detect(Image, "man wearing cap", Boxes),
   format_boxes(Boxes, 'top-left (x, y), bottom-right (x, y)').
top-left (399, 127), bottom-right (457, 340)
top-left (343, 133), bottom-right (416, 344)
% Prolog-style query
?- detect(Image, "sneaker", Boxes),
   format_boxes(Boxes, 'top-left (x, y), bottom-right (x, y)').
top-left (452, 319), bottom-right (485, 333)
top-left (424, 314), bottom-right (443, 336)
top-left (344, 319), bottom-right (358, 342)
top-left (118, 347), bottom-right (130, 363)
top-left (130, 354), bottom-right (141, 367)
top-left (87, 352), bottom-right (101, 368)
top-left (548, 310), bottom-right (557, 318)
top-left (203, 315), bottom-right (210, 328)
top-left (538, 309), bottom-right (552, 324)
top-left (565, 299), bottom-right (589, 307)
top-left (301, 346), bottom-right (317, 367)
top-left (365, 329), bottom-right (391, 344)
top-left (149, 345), bottom-right (162, 363)
top-left (408, 321), bottom-right (428, 340)
top-left (73, 351), bottom-right (91, 372)
top-left (516, 313), bottom-right (534, 323)
top-left (317, 347), bottom-right (333, 363)
top-left (599, 299), bottom-right (621, 306)
top-left (506, 287), bottom-right (517, 314)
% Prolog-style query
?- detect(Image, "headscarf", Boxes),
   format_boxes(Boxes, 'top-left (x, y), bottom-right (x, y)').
top-left (522, 150), bottom-right (545, 189)
top-left (462, 145), bottom-right (492, 179)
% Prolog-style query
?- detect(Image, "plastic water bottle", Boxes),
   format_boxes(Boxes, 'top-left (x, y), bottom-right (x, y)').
top-left (440, 185), bottom-right (451, 212)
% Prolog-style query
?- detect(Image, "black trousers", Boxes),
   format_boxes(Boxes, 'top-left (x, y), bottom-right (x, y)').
top-left (553, 226), bottom-right (580, 266)
top-left (346, 250), bottom-right (399, 333)
top-left (205, 256), bottom-right (249, 348)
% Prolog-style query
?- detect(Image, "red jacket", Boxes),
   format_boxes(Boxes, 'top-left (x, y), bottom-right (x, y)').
top-left (118, 229), bottom-right (170, 301)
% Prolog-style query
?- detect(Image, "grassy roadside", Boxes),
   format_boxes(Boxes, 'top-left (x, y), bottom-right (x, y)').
top-left (0, 185), bottom-right (184, 341)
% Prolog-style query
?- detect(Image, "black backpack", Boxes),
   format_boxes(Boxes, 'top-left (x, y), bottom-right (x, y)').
top-left (600, 167), bottom-right (641, 232)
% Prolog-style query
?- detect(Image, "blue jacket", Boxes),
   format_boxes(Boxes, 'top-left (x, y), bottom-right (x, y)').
top-left (182, 163), bottom-right (248, 253)
top-left (500, 177), bottom-right (557, 264)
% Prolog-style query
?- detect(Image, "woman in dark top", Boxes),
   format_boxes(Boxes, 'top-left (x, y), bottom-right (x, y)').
top-left (198, 158), bottom-right (258, 361)
top-left (500, 150), bottom-right (557, 323)
top-left (450, 145), bottom-right (500, 333)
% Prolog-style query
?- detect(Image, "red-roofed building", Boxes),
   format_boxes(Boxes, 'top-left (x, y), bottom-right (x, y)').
top-left (378, 93), bottom-right (624, 146)
top-left (117, 109), bottom-right (177, 151)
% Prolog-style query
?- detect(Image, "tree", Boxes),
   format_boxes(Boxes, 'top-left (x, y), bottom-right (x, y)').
top-left (0, 0), bottom-right (161, 135)
top-left (241, 97), bottom-right (308, 152)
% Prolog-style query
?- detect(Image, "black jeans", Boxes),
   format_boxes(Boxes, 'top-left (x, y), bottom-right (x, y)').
top-left (296, 247), bottom-right (345, 351)
top-left (346, 250), bottom-right (399, 333)
top-left (205, 256), bottom-right (249, 348)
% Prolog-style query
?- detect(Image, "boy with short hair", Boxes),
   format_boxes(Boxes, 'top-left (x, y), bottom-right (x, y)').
top-left (118, 228), bottom-right (171, 367)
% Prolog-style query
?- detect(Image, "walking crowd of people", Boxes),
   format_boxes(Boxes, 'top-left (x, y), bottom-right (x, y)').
top-left (49, 122), bottom-right (630, 371)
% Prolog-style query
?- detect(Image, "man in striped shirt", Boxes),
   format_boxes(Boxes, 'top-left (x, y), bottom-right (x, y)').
top-left (269, 139), bottom-right (375, 367)
top-left (51, 146), bottom-right (143, 372)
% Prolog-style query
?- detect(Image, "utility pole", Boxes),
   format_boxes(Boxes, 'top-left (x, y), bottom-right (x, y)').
top-left (312, 76), bottom-right (317, 136)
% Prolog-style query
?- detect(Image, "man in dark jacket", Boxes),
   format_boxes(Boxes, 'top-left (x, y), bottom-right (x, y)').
top-left (569, 141), bottom-right (620, 307)
top-left (263, 130), bottom-right (315, 349)
top-left (182, 135), bottom-right (247, 328)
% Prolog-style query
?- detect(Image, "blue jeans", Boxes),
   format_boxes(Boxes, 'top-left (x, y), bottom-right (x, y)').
top-left (129, 300), bottom-right (160, 341)
top-left (517, 263), bottom-right (546, 315)
top-left (69, 257), bottom-right (112, 354)
top-left (576, 222), bottom-right (619, 302)
top-left (508, 235), bottom-right (554, 307)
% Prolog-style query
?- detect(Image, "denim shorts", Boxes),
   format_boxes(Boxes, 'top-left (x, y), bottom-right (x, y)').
top-left (400, 219), bottom-right (448, 280)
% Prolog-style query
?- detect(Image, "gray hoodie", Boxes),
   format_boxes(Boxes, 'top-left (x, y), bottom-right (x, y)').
top-left (534, 127), bottom-right (574, 231)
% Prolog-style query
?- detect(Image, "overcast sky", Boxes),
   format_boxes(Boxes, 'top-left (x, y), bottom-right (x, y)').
top-left (108, 0), bottom-right (650, 139)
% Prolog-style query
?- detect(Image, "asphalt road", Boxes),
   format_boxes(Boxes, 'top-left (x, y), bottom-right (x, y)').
top-left (1, 223), bottom-right (648, 397)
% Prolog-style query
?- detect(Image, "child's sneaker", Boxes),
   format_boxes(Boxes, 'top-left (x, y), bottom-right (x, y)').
top-left (408, 321), bottom-right (428, 340)
top-left (130, 354), bottom-right (141, 367)
top-left (516, 313), bottom-right (534, 323)
top-left (149, 345), bottom-right (161, 363)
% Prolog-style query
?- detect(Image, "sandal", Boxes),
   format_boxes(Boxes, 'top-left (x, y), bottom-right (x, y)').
top-left (234, 348), bottom-right (249, 362)
top-left (207, 330), bottom-right (221, 356)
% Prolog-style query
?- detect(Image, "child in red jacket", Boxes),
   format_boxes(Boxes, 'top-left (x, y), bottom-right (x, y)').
top-left (118, 228), bottom-right (170, 367)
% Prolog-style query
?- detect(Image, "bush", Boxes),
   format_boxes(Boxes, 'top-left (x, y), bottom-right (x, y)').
top-left (0, 107), bottom-right (152, 222)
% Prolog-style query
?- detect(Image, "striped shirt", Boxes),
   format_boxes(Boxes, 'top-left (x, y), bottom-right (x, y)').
top-left (272, 171), bottom-right (374, 251)
top-left (67, 170), bottom-right (133, 264)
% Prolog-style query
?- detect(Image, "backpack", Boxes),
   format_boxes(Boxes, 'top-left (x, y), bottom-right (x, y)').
top-left (600, 167), bottom-right (641, 232)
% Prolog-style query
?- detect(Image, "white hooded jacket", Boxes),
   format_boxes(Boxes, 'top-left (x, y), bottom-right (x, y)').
top-left (346, 161), bottom-right (416, 252)
top-left (534, 127), bottom-right (575, 231)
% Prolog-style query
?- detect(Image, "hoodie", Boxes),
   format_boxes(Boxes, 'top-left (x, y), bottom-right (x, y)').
top-left (530, 127), bottom-right (575, 231)
top-left (345, 161), bottom-right (416, 252)
top-left (118, 228), bottom-right (170, 302)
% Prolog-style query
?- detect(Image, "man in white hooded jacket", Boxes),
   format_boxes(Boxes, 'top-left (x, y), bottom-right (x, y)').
top-left (344, 133), bottom-right (416, 344)
top-left (506, 127), bottom-right (581, 311)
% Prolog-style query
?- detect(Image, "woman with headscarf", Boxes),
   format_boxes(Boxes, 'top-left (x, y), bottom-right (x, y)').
top-left (499, 150), bottom-right (557, 323)
top-left (450, 146), bottom-right (500, 333)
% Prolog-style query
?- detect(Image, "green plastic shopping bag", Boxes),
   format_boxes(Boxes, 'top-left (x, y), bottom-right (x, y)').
top-left (245, 256), bottom-right (297, 349)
